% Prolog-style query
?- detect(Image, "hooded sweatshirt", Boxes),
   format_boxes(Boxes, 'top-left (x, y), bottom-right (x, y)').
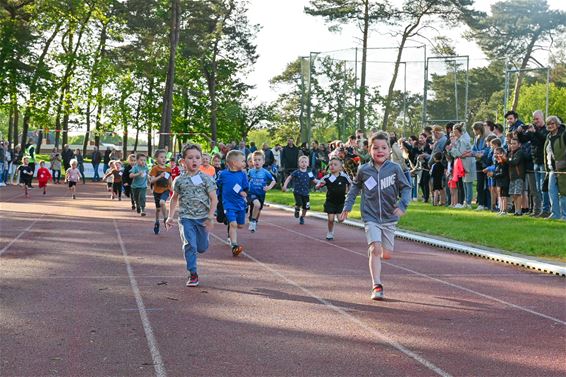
top-left (343, 160), bottom-right (411, 224)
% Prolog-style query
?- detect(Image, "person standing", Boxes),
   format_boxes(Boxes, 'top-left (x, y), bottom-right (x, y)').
top-left (91, 146), bottom-right (102, 182)
top-left (281, 138), bottom-right (300, 182)
top-left (10, 145), bottom-right (22, 186)
top-left (543, 116), bottom-right (566, 220)
top-left (61, 144), bottom-right (74, 172)
top-left (24, 139), bottom-right (36, 186)
top-left (103, 147), bottom-right (112, 174)
top-left (75, 149), bottom-right (86, 184)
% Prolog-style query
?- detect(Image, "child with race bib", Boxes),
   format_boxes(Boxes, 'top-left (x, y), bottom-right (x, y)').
top-left (282, 155), bottom-right (317, 224)
top-left (340, 132), bottom-right (411, 301)
top-left (149, 149), bottom-right (172, 234)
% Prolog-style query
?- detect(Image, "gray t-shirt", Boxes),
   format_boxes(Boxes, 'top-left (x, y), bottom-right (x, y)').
top-left (173, 171), bottom-right (217, 219)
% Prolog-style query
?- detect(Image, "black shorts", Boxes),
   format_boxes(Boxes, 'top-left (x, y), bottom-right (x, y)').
top-left (499, 186), bottom-right (509, 197)
top-left (68, 181), bottom-right (77, 188)
top-left (293, 193), bottom-right (310, 210)
top-left (106, 182), bottom-right (112, 189)
top-left (153, 191), bottom-right (170, 208)
top-left (324, 201), bottom-right (344, 214)
top-left (248, 194), bottom-right (265, 210)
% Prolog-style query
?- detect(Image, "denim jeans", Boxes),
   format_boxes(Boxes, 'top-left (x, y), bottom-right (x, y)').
top-left (464, 181), bottom-right (473, 205)
top-left (179, 218), bottom-right (209, 273)
top-left (93, 163), bottom-right (100, 181)
top-left (548, 172), bottom-right (566, 219)
top-left (533, 164), bottom-right (550, 212)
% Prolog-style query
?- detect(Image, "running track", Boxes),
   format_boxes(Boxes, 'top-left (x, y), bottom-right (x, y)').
top-left (1, 183), bottom-right (565, 377)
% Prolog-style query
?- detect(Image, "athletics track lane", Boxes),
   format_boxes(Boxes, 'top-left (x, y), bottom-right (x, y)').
top-left (1, 183), bottom-right (565, 376)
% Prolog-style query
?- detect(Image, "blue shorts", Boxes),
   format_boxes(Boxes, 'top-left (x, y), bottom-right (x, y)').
top-left (153, 190), bottom-right (170, 208)
top-left (248, 193), bottom-right (266, 209)
top-left (225, 208), bottom-right (246, 225)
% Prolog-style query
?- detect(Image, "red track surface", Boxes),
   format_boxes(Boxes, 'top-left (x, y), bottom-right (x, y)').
top-left (1, 183), bottom-right (565, 377)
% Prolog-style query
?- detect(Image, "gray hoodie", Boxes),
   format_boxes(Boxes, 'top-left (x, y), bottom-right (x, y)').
top-left (343, 160), bottom-right (411, 224)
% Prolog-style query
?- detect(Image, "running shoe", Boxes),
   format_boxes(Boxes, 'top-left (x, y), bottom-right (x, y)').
top-left (299, 216), bottom-right (305, 225)
top-left (232, 245), bottom-right (243, 257)
top-left (163, 217), bottom-right (168, 227)
top-left (136, 207), bottom-right (141, 213)
top-left (186, 273), bottom-right (199, 287)
top-left (43, 191), bottom-right (46, 195)
top-left (294, 207), bottom-right (300, 218)
top-left (154, 221), bottom-right (160, 234)
top-left (118, 196), bottom-right (121, 201)
top-left (248, 221), bottom-right (257, 233)
top-left (326, 231), bottom-right (334, 240)
top-left (141, 211), bottom-right (146, 217)
top-left (371, 284), bottom-right (384, 301)
top-left (132, 204), bottom-right (136, 210)
top-left (72, 194), bottom-right (76, 200)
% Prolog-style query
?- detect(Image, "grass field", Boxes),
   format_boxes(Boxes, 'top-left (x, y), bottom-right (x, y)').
top-left (267, 191), bottom-right (566, 260)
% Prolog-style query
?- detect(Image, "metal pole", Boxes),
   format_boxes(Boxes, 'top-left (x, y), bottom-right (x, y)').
top-left (465, 56), bottom-right (469, 124)
top-left (403, 62), bottom-right (407, 134)
top-left (452, 60), bottom-right (459, 121)
top-left (354, 47), bottom-right (358, 130)
top-left (422, 46), bottom-right (427, 126)
top-left (545, 67), bottom-right (550, 118)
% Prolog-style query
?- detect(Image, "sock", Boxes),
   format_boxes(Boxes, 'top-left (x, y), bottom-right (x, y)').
top-left (369, 247), bottom-right (382, 286)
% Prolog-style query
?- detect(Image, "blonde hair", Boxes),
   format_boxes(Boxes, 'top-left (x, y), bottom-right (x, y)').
top-left (226, 150), bottom-right (244, 163)
top-left (252, 150), bottom-right (265, 159)
top-left (298, 155), bottom-right (309, 163)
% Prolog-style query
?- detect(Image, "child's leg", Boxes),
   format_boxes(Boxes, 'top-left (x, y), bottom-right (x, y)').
top-left (368, 242), bottom-right (383, 286)
top-left (24, 184), bottom-right (28, 197)
top-left (139, 188), bottom-right (146, 213)
top-left (229, 221), bottom-right (238, 246)
top-left (161, 200), bottom-right (167, 220)
top-left (251, 199), bottom-right (261, 221)
top-left (327, 214), bottom-right (335, 233)
top-left (179, 219), bottom-right (198, 274)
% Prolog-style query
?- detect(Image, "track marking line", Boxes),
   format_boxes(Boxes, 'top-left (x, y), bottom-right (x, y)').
top-left (210, 232), bottom-right (452, 377)
top-left (265, 222), bottom-right (566, 326)
top-left (113, 220), bottom-right (167, 377)
top-left (0, 215), bottom-right (45, 256)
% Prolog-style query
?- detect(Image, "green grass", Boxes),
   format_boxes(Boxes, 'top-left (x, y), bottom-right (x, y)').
top-left (267, 191), bottom-right (566, 260)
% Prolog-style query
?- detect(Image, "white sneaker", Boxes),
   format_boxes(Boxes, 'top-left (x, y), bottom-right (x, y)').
top-left (326, 231), bottom-right (334, 240)
top-left (475, 205), bottom-right (485, 211)
top-left (0, 182), bottom-right (6, 187)
top-left (248, 221), bottom-right (257, 233)
top-left (454, 204), bottom-right (464, 209)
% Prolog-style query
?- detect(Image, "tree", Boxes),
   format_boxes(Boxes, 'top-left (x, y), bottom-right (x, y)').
top-left (465, 0), bottom-right (566, 111)
top-left (305, 0), bottom-right (389, 133)
top-left (381, 0), bottom-right (475, 130)
top-left (159, 0), bottom-right (180, 149)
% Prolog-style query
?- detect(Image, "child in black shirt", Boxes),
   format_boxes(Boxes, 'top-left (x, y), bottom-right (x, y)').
top-left (429, 152), bottom-right (445, 206)
top-left (18, 157), bottom-right (34, 198)
top-left (316, 157), bottom-right (351, 240)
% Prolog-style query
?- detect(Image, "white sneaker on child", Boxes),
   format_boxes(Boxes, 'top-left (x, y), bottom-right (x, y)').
top-left (326, 231), bottom-right (334, 240)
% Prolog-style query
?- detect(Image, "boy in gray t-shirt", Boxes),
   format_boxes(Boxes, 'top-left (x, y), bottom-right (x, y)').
top-left (167, 143), bottom-right (217, 287)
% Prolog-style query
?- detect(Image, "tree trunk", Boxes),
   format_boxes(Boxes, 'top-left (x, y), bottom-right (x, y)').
top-left (147, 78), bottom-right (155, 157)
top-left (382, 31), bottom-right (408, 130)
top-left (358, 0), bottom-right (369, 133)
top-left (205, 63), bottom-right (218, 143)
top-left (21, 23), bottom-right (60, 150)
top-left (159, 0), bottom-right (181, 149)
top-left (511, 30), bottom-right (540, 111)
top-left (132, 90), bottom-right (143, 153)
top-left (134, 128), bottom-right (139, 152)
top-left (12, 105), bottom-right (19, 147)
top-left (83, 101), bottom-right (91, 155)
top-left (8, 102), bottom-right (13, 146)
top-left (36, 130), bottom-right (43, 153)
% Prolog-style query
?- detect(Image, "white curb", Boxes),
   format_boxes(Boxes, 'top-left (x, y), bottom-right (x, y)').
top-left (266, 202), bottom-right (566, 277)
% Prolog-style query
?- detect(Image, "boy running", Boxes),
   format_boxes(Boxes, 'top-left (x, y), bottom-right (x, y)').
top-left (315, 157), bottom-right (351, 240)
top-left (217, 150), bottom-right (249, 256)
top-left (340, 132), bottom-right (411, 301)
top-left (103, 161), bottom-right (123, 200)
top-left (123, 154), bottom-right (136, 210)
top-left (65, 159), bottom-right (82, 199)
top-left (247, 150), bottom-right (276, 233)
top-left (166, 143), bottom-right (217, 287)
top-left (149, 149), bottom-right (172, 234)
top-left (130, 153), bottom-right (149, 216)
top-left (18, 157), bottom-right (33, 198)
top-left (282, 155), bottom-right (317, 224)
top-left (37, 161), bottom-right (52, 195)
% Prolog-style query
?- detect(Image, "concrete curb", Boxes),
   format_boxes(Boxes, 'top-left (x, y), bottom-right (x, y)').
top-left (265, 202), bottom-right (566, 277)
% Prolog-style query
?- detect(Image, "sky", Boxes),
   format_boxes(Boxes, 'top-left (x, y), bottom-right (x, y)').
top-left (246, 0), bottom-right (566, 103)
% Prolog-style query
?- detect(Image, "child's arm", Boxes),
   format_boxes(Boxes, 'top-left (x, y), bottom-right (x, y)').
top-left (165, 192), bottom-right (179, 229)
top-left (340, 170), bottom-right (363, 221)
top-left (315, 177), bottom-right (326, 190)
top-left (282, 174), bottom-right (292, 191)
top-left (395, 166), bottom-right (411, 217)
top-left (206, 190), bottom-right (218, 231)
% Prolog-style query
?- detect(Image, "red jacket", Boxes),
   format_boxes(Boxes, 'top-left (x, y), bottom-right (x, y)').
top-left (37, 167), bottom-right (52, 183)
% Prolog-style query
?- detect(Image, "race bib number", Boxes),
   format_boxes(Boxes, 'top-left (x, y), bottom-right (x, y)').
top-left (328, 175), bottom-right (336, 183)
top-left (233, 183), bottom-right (242, 193)
top-left (364, 176), bottom-right (377, 190)
top-left (164, 172), bottom-right (170, 179)
top-left (308, 172), bottom-right (314, 178)
top-left (190, 174), bottom-right (203, 185)
top-left (141, 172), bottom-right (146, 177)
top-left (119, 172), bottom-right (123, 176)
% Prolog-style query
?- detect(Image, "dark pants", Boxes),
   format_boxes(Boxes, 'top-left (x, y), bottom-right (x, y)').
top-left (457, 180), bottom-right (465, 205)
top-left (52, 170), bottom-right (61, 183)
top-left (92, 163), bottom-right (100, 181)
top-left (419, 171), bottom-right (430, 202)
top-left (79, 165), bottom-right (85, 184)
top-left (476, 171), bottom-right (489, 207)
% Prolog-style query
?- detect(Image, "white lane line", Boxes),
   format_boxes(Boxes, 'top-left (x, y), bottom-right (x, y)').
top-left (0, 215), bottom-right (44, 256)
top-left (266, 222), bottom-right (566, 326)
top-left (210, 233), bottom-right (452, 377)
top-left (113, 220), bottom-right (167, 377)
